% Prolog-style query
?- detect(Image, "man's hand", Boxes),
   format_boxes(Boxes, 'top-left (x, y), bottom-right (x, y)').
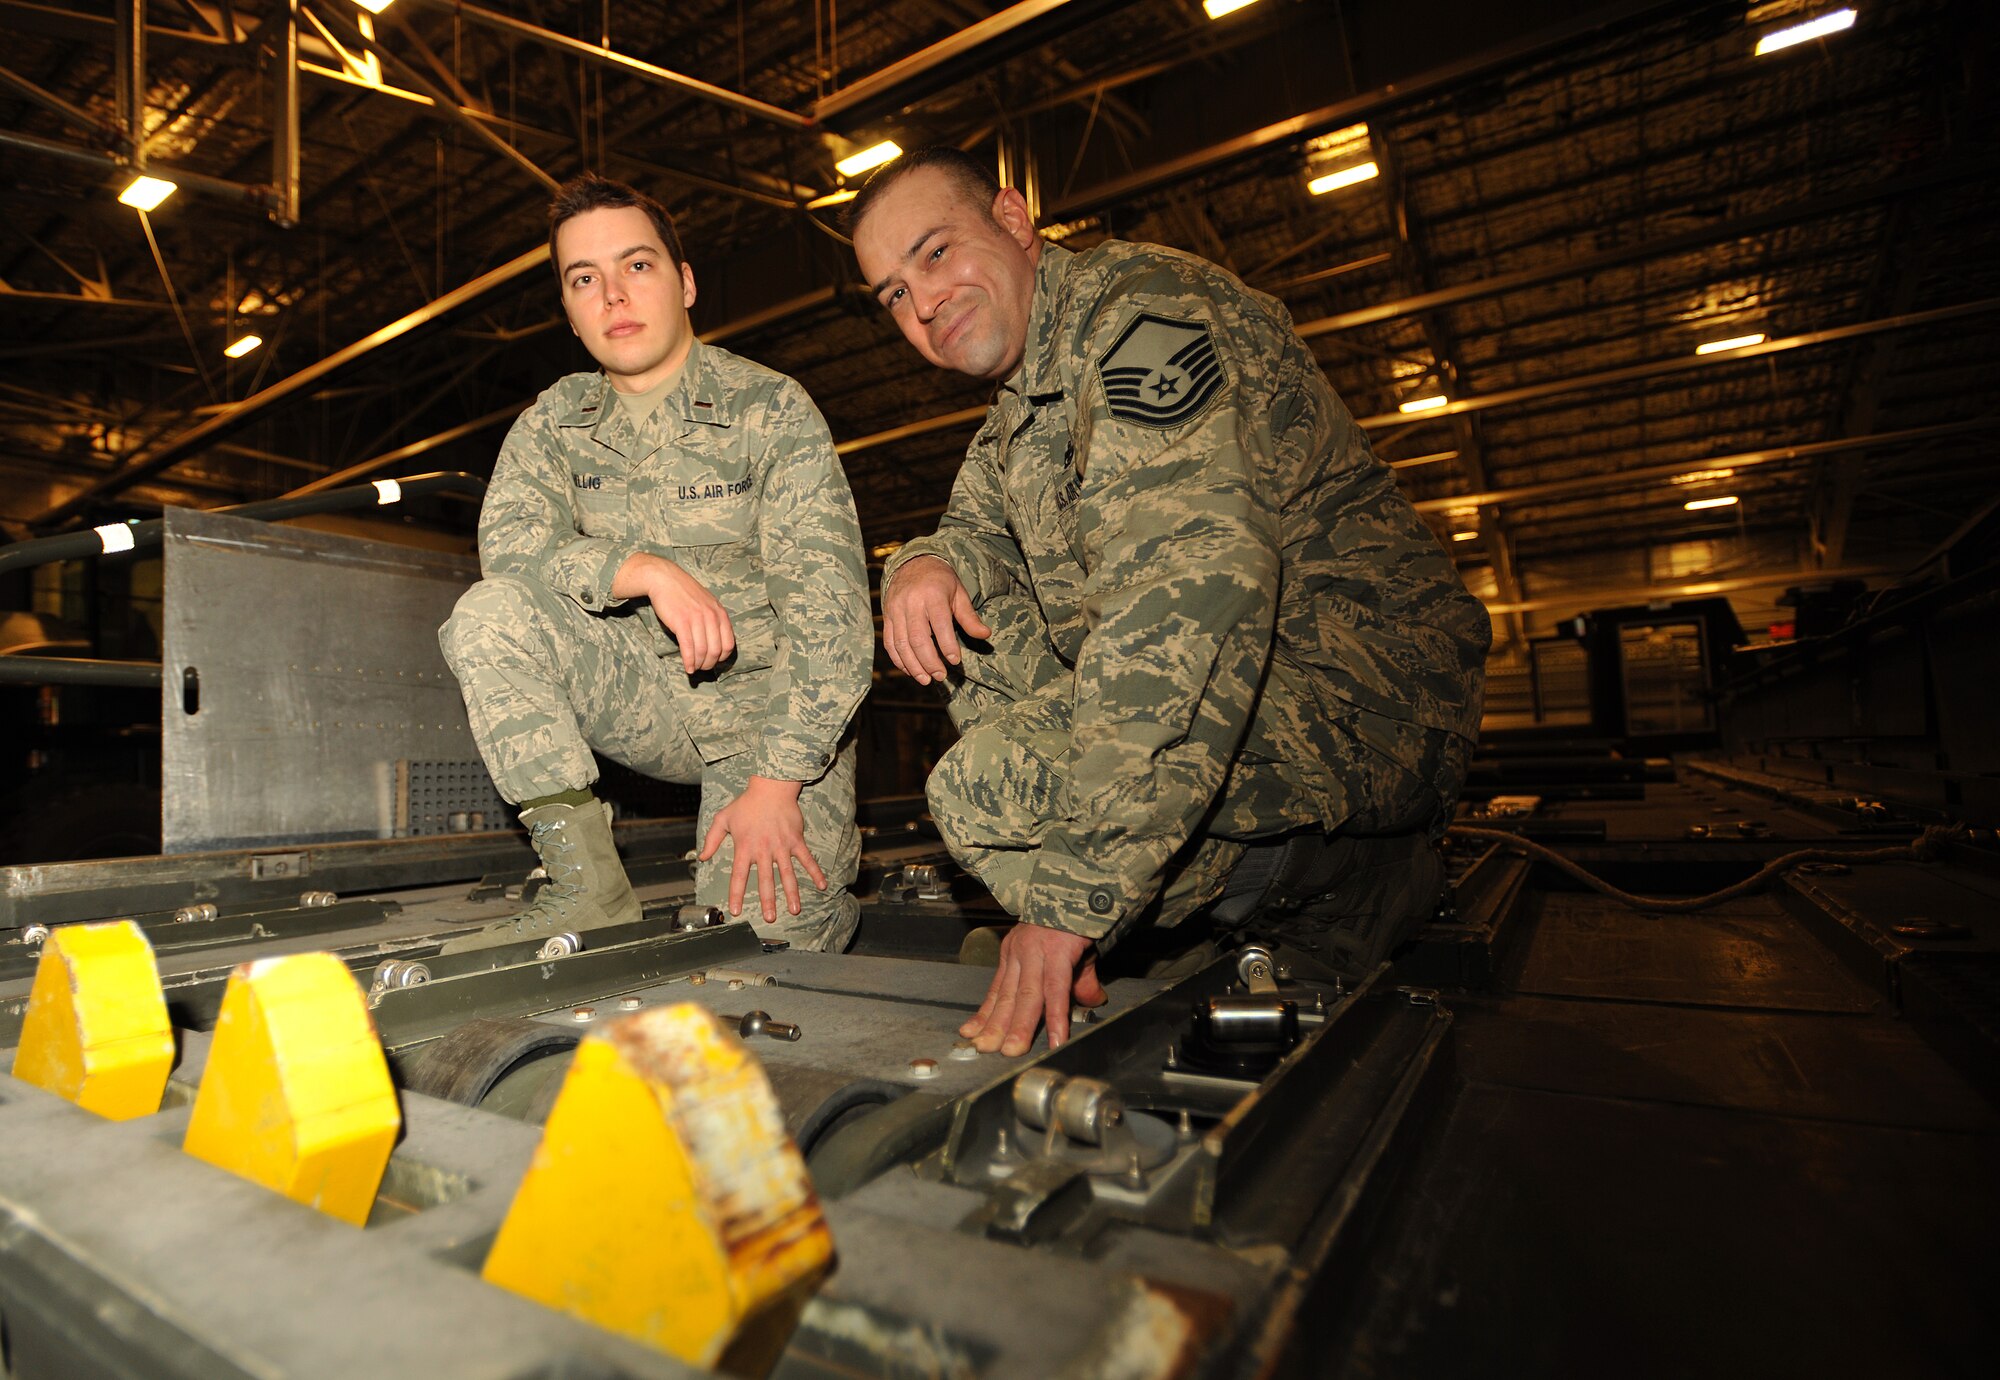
top-left (881, 555), bottom-right (992, 685)
top-left (698, 776), bottom-right (827, 925)
top-left (613, 551), bottom-right (735, 675)
top-left (961, 924), bottom-right (1107, 1055)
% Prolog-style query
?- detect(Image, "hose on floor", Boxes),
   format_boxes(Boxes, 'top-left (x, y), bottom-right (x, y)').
top-left (1445, 822), bottom-right (1970, 914)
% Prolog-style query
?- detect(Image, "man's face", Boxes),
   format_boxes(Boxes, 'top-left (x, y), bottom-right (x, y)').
top-left (854, 167), bottom-right (1041, 381)
top-left (556, 205), bottom-right (697, 393)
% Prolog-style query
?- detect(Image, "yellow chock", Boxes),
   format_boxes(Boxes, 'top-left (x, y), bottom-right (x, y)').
top-left (182, 952), bottom-right (400, 1228)
top-left (481, 1004), bottom-right (834, 1371)
top-left (10, 920), bottom-right (174, 1121)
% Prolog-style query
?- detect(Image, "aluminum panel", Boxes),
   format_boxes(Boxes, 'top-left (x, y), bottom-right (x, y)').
top-left (162, 508), bottom-right (482, 852)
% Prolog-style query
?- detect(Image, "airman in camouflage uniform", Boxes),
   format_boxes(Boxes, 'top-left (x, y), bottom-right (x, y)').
top-left (441, 175), bottom-right (871, 952)
top-left (852, 148), bottom-right (1489, 1050)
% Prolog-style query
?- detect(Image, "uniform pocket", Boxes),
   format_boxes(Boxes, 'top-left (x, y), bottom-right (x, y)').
top-left (571, 471), bottom-right (631, 541)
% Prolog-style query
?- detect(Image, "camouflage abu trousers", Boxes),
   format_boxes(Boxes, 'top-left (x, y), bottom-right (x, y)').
top-left (439, 574), bottom-right (859, 951)
top-left (928, 589), bottom-right (1456, 951)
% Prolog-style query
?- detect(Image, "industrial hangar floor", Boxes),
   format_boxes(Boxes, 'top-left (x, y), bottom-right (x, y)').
top-left (4, 767), bottom-right (1995, 1377)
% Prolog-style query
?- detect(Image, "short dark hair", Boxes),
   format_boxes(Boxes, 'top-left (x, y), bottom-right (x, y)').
top-left (547, 173), bottom-right (686, 278)
top-left (841, 145), bottom-right (1005, 238)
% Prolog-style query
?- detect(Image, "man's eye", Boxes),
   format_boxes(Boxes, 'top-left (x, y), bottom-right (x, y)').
top-left (570, 275), bottom-right (592, 289)
top-left (928, 245), bottom-right (946, 263)
top-left (631, 260), bottom-right (651, 271)
top-left (884, 287), bottom-right (905, 307)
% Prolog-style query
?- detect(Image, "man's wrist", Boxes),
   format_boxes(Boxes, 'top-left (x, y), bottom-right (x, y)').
top-left (743, 774), bottom-right (805, 802)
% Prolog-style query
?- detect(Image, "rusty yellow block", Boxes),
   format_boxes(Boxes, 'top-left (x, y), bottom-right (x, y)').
top-left (182, 952), bottom-right (399, 1227)
top-left (481, 1004), bottom-right (834, 1369)
top-left (10, 920), bottom-right (173, 1121)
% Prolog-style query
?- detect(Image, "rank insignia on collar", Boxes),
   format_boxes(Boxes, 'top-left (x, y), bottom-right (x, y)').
top-left (1096, 312), bottom-right (1223, 430)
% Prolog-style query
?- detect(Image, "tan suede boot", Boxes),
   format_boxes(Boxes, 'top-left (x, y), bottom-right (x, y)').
top-left (440, 799), bottom-right (641, 954)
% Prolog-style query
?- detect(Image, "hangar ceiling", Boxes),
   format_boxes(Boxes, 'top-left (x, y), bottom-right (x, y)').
top-left (1, 0), bottom-right (1993, 647)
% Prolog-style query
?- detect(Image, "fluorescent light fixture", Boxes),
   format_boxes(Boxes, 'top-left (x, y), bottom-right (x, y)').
top-left (1452, 530), bottom-right (1479, 542)
top-left (1754, 7), bottom-right (1856, 56)
top-left (1671, 467), bottom-right (1738, 485)
top-left (1308, 161), bottom-right (1380, 195)
top-left (835, 141), bottom-right (902, 178)
top-left (373, 478), bottom-right (403, 505)
top-left (354, 0), bottom-right (397, 13)
top-left (223, 334), bottom-right (262, 359)
top-left (1695, 332), bottom-right (1766, 355)
top-left (1684, 495), bottom-right (1740, 511)
top-left (806, 188), bottom-right (857, 210)
top-left (1204, 0), bottom-right (1261, 18)
top-left (1399, 394), bottom-right (1449, 414)
top-left (118, 175), bottom-right (177, 211)
top-left (94, 522), bottom-right (137, 554)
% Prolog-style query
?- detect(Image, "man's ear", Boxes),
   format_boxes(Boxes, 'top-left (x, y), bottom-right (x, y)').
top-left (680, 260), bottom-right (698, 309)
top-left (991, 186), bottom-right (1038, 252)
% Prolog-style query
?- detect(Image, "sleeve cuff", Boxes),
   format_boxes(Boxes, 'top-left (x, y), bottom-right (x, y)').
top-left (752, 737), bottom-right (838, 784)
top-left (1021, 851), bottom-right (1127, 945)
top-left (884, 539), bottom-right (980, 604)
top-left (568, 540), bottom-right (631, 612)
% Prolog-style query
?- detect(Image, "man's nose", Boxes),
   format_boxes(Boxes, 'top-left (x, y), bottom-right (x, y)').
top-left (603, 275), bottom-right (627, 306)
top-left (915, 280), bottom-right (950, 322)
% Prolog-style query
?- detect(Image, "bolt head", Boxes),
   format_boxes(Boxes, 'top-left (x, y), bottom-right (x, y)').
top-left (618, 996), bottom-right (642, 1010)
top-left (909, 1057), bottom-right (940, 1079)
top-left (572, 1007), bottom-right (596, 1022)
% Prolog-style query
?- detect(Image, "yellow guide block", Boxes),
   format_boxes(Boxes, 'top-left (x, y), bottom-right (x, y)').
top-left (11, 920), bottom-right (173, 1121)
top-left (182, 952), bottom-right (400, 1227)
top-left (482, 1004), bottom-right (834, 1370)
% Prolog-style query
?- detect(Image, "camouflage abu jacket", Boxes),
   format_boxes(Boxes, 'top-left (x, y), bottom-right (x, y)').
top-left (478, 337), bottom-right (871, 783)
top-left (884, 241), bottom-right (1491, 941)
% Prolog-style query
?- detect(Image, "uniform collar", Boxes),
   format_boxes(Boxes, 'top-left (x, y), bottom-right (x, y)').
top-left (558, 338), bottom-right (731, 458)
top-left (1000, 242), bottom-right (1075, 403)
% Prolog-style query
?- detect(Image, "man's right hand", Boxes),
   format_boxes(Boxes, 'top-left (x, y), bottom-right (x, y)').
top-left (613, 551), bottom-right (735, 674)
top-left (880, 555), bottom-right (992, 685)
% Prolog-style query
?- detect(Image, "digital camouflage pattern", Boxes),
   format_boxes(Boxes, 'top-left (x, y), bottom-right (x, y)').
top-left (441, 338), bottom-right (870, 949)
top-left (883, 241), bottom-right (1491, 949)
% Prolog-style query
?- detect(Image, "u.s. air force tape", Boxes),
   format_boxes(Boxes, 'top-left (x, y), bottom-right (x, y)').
top-left (1095, 312), bottom-right (1224, 430)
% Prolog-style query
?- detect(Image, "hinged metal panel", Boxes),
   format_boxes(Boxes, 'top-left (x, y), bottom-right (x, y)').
top-left (162, 508), bottom-right (494, 852)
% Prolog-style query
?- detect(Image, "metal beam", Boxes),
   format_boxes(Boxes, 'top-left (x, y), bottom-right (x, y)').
top-left (115, 0), bottom-right (144, 162)
top-left (1411, 420), bottom-right (1994, 515)
top-left (1480, 566), bottom-right (1897, 618)
top-left (813, 0), bottom-right (1141, 129)
top-left (1352, 298), bottom-right (2000, 430)
top-left (1046, 0), bottom-right (1686, 221)
top-left (303, 0), bottom-right (558, 195)
top-left (0, 657), bottom-right (160, 688)
top-left (0, 62), bottom-right (123, 147)
top-left (271, 0), bottom-right (300, 227)
top-left (31, 247), bottom-right (551, 528)
top-left (399, 0), bottom-right (810, 130)
top-left (0, 128), bottom-right (272, 210)
top-left (1293, 161), bottom-right (1990, 342)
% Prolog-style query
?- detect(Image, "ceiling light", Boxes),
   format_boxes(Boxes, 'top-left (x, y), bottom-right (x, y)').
top-left (1308, 162), bottom-right (1380, 195)
top-left (118, 175), bottom-right (177, 211)
top-left (223, 334), bottom-right (263, 359)
top-left (354, 0), bottom-right (397, 13)
top-left (1754, 8), bottom-right (1856, 56)
top-left (1399, 394), bottom-right (1449, 414)
top-left (1684, 495), bottom-right (1740, 511)
top-left (1204, 0), bottom-right (1261, 18)
top-left (806, 188), bottom-right (857, 210)
top-left (1452, 530), bottom-right (1479, 542)
top-left (1695, 333), bottom-right (1766, 355)
top-left (1671, 467), bottom-right (1738, 485)
top-left (835, 141), bottom-right (902, 178)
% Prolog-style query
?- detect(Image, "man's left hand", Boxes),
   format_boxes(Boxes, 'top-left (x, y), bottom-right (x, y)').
top-left (699, 776), bottom-right (827, 924)
top-left (961, 924), bottom-right (1107, 1055)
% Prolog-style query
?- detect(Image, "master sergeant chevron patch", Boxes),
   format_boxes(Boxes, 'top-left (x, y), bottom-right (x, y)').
top-left (1096, 312), bottom-right (1224, 430)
